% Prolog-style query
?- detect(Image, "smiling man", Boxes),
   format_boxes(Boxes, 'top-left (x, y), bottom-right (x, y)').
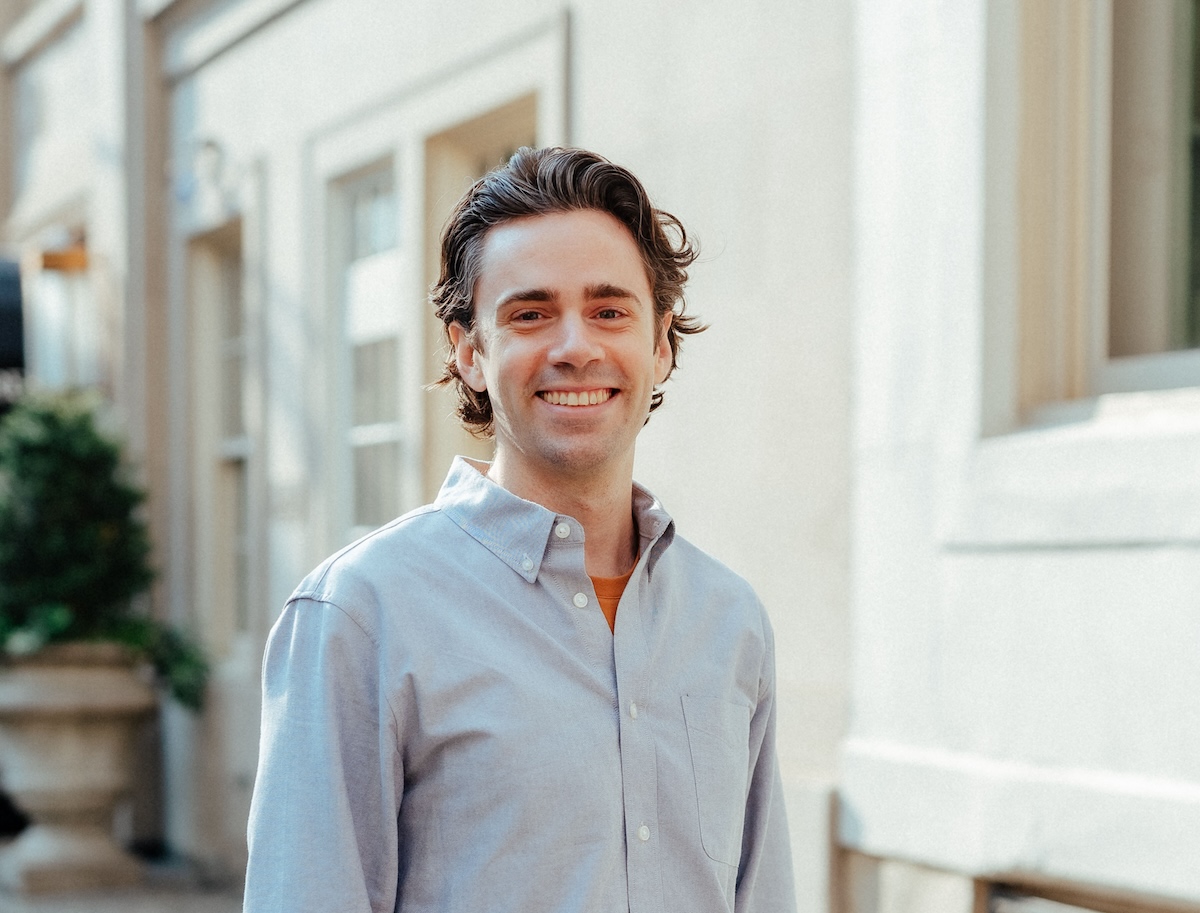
top-left (244, 147), bottom-right (795, 913)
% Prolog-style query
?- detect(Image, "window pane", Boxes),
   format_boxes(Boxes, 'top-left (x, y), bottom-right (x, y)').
top-left (222, 351), bottom-right (243, 437)
top-left (221, 256), bottom-right (243, 341)
top-left (353, 337), bottom-right (398, 425)
top-left (353, 441), bottom-right (399, 528)
top-left (1188, 4), bottom-right (1200, 348)
top-left (1109, 0), bottom-right (1196, 356)
top-left (350, 174), bottom-right (397, 260)
top-left (217, 246), bottom-right (244, 439)
top-left (1189, 133), bottom-right (1200, 348)
top-left (221, 458), bottom-right (250, 633)
top-left (344, 251), bottom-right (400, 343)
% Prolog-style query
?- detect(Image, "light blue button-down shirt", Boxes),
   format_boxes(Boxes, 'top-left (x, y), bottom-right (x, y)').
top-left (245, 457), bottom-right (794, 912)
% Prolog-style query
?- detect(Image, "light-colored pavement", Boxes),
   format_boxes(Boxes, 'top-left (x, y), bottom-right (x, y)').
top-left (0, 859), bottom-right (241, 913)
top-left (0, 886), bottom-right (242, 913)
top-left (0, 832), bottom-right (243, 913)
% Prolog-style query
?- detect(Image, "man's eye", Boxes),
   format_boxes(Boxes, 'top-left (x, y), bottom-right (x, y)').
top-left (514, 311), bottom-right (543, 321)
top-left (597, 308), bottom-right (622, 319)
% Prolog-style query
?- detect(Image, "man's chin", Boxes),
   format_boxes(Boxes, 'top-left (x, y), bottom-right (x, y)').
top-left (524, 436), bottom-right (632, 480)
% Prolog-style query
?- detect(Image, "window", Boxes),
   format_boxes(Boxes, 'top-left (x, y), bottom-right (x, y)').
top-left (993, 0), bottom-right (1200, 431)
top-left (951, 0), bottom-right (1200, 548)
top-left (215, 229), bottom-right (250, 634)
top-left (307, 16), bottom-right (566, 549)
top-left (27, 235), bottom-right (105, 392)
top-left (176, 160), bottom-right (267, 868)
top-left (421, 93), bottom-right (538, 489)
top-left (325, 97), bottom-right (538, 540)
top-left (1108, 0), bottom-right (1197, 358)
top-left (339, 166), bottom-right (404, 535)
top-left (189, 220), bottom-right (253, 647)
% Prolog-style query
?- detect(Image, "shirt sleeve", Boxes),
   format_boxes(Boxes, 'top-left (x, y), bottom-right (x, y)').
top-left (244, 597), bottom-right (403, 913)
top-left (735, 612), bottom-right (798, 912)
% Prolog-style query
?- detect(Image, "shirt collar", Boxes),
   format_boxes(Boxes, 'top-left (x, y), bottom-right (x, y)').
top-left (436, 456), bottom-right (675, 582)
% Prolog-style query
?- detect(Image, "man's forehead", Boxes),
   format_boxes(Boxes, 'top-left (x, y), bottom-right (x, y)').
top-left (474, 209), bottom-right (651, 295)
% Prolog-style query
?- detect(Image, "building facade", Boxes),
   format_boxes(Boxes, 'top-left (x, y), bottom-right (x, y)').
top-left (0, 1), bottom-right (1195, 911)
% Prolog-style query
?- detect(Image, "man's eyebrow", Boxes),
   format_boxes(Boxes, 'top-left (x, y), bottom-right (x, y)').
top-left (585, 282), bottom-right (639, 301)
top-left (494, 283), bottom-right (641, 310)
top-left (495, 288), bottom-right (556, 310)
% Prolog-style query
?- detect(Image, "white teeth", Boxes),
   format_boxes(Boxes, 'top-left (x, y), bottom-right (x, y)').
top-left (541, 389), bottom-right (611, 406)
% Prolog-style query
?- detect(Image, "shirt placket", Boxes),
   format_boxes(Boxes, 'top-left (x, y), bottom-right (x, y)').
top-left (613, 558), bottom-right (663, 913)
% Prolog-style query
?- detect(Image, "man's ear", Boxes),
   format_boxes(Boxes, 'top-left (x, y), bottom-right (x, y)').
top-left (449, 323), bottom-right (487, 393)
top-left (653, 311), bottom-right (673, 385)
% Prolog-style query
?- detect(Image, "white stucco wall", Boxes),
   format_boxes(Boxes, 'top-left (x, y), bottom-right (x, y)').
top-left (843, 0), bottom-right (1200, 905)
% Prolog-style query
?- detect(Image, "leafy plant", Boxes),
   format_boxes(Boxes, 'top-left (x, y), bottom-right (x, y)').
top-left (0, 390), bottom-right (207, 710)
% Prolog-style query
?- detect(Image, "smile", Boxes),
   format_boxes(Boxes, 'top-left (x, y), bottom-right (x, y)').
top-left (537, 389), bottom-right (613, 407)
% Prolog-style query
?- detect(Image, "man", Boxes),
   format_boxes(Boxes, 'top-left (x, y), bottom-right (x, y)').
top-left (244, 147), bottom-right (795, 912)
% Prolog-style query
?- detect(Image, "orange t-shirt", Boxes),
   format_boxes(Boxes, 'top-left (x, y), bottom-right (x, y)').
top-left (589, 564), bottom-right (635, 633)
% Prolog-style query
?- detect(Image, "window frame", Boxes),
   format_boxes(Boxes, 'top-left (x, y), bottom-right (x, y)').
top-left (186, 211), bottom-right (264, 658)
top-left (985, 0), bottom-right (1200, 437)
top-left (1099, 0), bottom-right (1200, 387)
top-left (304, 15), bottom-right (566, 556)
top-left (330, 160), bottom-right (409, 541)
top-left (946, 0), bottom-right (1200, 551)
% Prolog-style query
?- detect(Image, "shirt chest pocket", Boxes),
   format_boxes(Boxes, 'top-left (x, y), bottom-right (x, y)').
top-left (681, 693), bottom-right (751, 867)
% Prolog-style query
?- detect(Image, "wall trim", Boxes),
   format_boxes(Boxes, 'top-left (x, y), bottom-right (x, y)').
top-left (1, 0), bottom-right (82, 68)
top-left (158, 0), bottom-right (308, 82)
top-left (839, 738), bottom-right (1200, 904)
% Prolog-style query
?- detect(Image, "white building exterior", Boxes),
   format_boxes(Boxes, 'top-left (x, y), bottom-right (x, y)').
top-left (0, 1), bottom-right (1195, 911)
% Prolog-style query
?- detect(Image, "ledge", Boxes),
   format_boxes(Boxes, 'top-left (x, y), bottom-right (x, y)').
top-left (941, 387), bottom-right (1200, 549)
top-left (839, 738), bottom-right (1200, 905)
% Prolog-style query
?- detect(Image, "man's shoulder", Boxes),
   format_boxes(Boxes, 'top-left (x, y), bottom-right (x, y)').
top-left (289, 501), bottom-right (458, 607)
top-left (652, 532), bottom-right (776, 690)
top-left (656, 531), bottom-right (767, 618)
top-left (663, 532), bottom-right (750, 581)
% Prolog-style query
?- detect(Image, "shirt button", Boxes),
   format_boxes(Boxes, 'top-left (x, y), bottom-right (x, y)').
top-left (638, 824), bottom-right (650, 842)
top-left (629, 702), bottom-right (639, 719)
top-left (573, 592), bottom-right (588, 608)
top-left (521, 556), bottom-right (534, 572)
top-left (555, 522), bottom-right (571, 539)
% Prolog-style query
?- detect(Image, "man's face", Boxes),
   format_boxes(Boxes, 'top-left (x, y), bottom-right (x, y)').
top-left (451, 209), bottom-right (672, 486)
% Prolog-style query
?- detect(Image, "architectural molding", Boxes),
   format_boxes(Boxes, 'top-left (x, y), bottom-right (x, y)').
top-left (158, 0), bottom-right (308, 81)
top-left (0, 0), bottom-right (82, 68)
top-left (840, 738), bottom-right (1200, 904)
top-left (941, 389), bottom-right (1200, 548)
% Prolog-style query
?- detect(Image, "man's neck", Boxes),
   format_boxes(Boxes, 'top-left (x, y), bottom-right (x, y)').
top-left (486, 454), bottom-right (638, 578)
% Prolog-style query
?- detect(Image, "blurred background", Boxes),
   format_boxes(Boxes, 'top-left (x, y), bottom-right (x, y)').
top-left (0, 0), bottom-right (1197, 911)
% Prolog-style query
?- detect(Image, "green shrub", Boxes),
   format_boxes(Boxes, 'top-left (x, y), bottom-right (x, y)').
top-left (0, 390), bottom-right (207, 710)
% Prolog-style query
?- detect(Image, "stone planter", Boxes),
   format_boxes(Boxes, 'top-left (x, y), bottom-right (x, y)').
top-left (0, 641), bottom-right (156, 894)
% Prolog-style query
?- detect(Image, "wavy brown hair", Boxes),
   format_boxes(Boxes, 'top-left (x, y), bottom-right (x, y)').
top-left (432, 146), bottom-right (705, 437)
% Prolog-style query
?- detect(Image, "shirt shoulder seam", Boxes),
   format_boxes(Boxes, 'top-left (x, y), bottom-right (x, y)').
top-left (280, 594), bottom-right (405, 742)
top-left (305, 503), bottom-right (446, 594)
top-left (283, 592), bottom-right (379, 646)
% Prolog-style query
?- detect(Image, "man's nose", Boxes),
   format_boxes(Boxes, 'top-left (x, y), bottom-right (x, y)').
top-left (549, 313), bottom-right (602, 366)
